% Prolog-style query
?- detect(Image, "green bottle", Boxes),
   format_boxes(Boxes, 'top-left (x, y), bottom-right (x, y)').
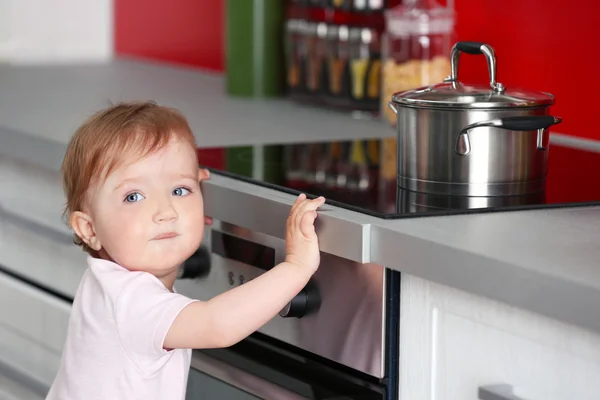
top-left (225, 0), bottom-right (285, 97)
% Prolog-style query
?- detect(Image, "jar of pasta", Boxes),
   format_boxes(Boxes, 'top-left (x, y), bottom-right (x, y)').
top-left (380, 0), bottom-right (454, 126)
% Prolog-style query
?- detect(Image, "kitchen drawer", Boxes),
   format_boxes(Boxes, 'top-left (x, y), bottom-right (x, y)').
top-left (399, 274), bottom-right (600, 400)
top-left (0, 270), bottom-right (71, 390)
top-left (0, 201), bottom-right (86, 299)
top-left (0, 155), bottom-right (71, 238)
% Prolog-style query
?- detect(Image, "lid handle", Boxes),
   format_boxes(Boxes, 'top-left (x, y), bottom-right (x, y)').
top-left (449, 42), bottom-right (505, 94)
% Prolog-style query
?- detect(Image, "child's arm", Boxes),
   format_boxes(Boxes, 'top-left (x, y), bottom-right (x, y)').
top-left (164, 193), bottom-right (326, 349)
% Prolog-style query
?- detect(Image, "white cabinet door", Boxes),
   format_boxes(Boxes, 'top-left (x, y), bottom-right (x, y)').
top-left (0, 271), bottom-right (71, 390)
top-left (398, 274), bottom-right (600, 400)
top-left (0, 155), bottom-right (86, 297)
top-left (0, 208), bottom-right (86, 298)
top-left (0, 155), bottom-right (79, 389)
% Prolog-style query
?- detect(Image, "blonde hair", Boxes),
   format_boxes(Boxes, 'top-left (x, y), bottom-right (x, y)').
top-left (61, 101), bottom-right (197, 255)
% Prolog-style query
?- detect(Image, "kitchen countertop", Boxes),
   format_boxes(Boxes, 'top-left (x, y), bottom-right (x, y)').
top-left (0, 58), bottom-right (393, 172)
top-left (1, 58), bottom-right (600, 335)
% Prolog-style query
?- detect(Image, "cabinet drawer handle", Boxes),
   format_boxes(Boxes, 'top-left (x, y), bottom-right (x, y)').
top-left (479, 384), bottom-right (527, 400)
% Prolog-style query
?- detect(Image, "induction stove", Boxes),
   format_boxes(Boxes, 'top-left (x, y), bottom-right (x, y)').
top-left (196, 137), bottom-right (600, 219)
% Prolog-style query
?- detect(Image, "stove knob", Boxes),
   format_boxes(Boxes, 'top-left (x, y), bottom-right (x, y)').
top-left (179, 246), bottom-right (211, 280)
top-left (279, 283), bottom-right (320, 319)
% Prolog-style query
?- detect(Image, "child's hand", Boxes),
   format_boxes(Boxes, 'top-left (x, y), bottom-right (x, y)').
top-left (285, 193), bottom-right (326, 274)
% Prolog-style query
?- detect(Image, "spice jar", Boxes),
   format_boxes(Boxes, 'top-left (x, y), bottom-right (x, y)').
top-left (304, 22), bottom-right (328, 95)
top-left (285, 20), bottom-right (329, 104)
top-left (380, 0), bottom-right (454, 126)
top-left (285, 19), bottom-right (305, 96)
top-left (331, 0), bottom-right (353, 11)
top-left (348, 26), bottom-right (381, 111)
top-left (326, 24), bottom-right (352, 106)
top-left (353, 0), bottom-right (384, 13)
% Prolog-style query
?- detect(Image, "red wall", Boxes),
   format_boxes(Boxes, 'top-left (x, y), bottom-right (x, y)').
top-left (114, 0), bottom-right (224, 71)
top-left (453, 0), bottom-right (596, 141)
top-left (114, 0), bottom-right (597, 140)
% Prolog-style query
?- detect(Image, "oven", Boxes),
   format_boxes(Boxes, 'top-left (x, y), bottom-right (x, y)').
top-left (176, 219), bottom-right (399, 400)
top-left (186, 336), bottom-right (383, 399)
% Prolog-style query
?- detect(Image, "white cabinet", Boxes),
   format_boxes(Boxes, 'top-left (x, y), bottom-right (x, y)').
top-left (0, 155), bottom-right (86, 297)
top-left (398, 274), bottom-right (600, 400)
top-left (0, 271), bottom-right (71, 390)
top-left (0, 202), bottom-right (79, 393)
top-left (0, 154), bottom-right (80, 389)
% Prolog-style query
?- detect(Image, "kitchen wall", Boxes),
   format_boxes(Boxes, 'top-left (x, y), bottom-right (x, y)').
top-left (114, 0), bottom-right (597, 142)
top-left (0, 0), bottom-right (113, 64)
top-left (0, 2), bottom-right (10, 60)
top-left (114, 0), bottom-right (223, 71)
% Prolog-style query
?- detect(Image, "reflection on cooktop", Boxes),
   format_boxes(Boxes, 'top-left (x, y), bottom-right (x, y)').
top-left (196, 138), bottom-right (600, 219)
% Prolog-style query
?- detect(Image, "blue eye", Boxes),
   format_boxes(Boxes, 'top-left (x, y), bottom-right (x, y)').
top-left (173, 187), bottom-right (191, 196)
top-left (124, 192), bottom-right (145, 203)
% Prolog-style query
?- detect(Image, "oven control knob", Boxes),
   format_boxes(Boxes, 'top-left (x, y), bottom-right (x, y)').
top-left (179, 246), bottom-right (211, 280)
top-left (279, 283), bottom-right (320, 319)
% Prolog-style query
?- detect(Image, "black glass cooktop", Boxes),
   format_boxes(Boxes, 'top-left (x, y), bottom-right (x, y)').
top-left (197, 138), bottom-right (600, 219)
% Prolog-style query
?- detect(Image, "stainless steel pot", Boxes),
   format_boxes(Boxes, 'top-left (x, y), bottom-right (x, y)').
top-left (388, 41), bottom-right (563, 197)
top-left (396, 187), bottom-right (546, 214)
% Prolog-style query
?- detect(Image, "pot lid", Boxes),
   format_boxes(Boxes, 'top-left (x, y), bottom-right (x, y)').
top-left (392, 81), bottom-right (555, 109)
top-left (391, 41), bottom-right (556, 109)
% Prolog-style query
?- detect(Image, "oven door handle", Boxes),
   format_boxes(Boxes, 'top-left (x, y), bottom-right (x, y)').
top-left (201, 172), bottom-right (373, 263)
top-left (190, 351), bottom-right (310, 400)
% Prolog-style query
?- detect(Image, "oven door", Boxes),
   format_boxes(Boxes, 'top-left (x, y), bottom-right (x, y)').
top-left (187, 352), bottom-right (298, 400)
top-left (186, 334), bottom-right (386, 400)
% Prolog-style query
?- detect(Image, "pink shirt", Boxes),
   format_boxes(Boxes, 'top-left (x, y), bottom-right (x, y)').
top-left (46, 257), bottom-right (197, 400)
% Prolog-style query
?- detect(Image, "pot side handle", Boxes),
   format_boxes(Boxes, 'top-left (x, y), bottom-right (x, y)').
top-left (455, 116), bottom-right (563, 156)
top-left (388, 101), bottom-right (398, 115)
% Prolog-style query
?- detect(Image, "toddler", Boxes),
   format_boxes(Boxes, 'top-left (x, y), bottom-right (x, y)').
top-left (45, 101), bottom-right (325, 400)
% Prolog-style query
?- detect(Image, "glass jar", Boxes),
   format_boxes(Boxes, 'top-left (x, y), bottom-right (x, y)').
top-left (380, 0), bottom-right (454, 126)
top-left (325, 24), bottom-right (352, 107)
top-left (285, 20), bottom-right (329, 104)
top-left (348, 26), bottom-right (382, 112)
top-left (284, 19), bottom-right (305, 97)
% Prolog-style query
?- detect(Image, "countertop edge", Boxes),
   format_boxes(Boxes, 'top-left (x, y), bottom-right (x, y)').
top-left (370, 224), bottom-right (600, 334)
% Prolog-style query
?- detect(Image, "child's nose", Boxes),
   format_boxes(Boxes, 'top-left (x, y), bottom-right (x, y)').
top-left (154, 199), bottom-right (178, 223)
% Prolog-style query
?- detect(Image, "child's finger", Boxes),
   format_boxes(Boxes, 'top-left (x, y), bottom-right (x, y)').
top-left (300, 210), bottom-right (318, 237)
top-left (292, 194), bottom-right (306, 216)
top-left (294, 199), bottom-right (312, 229)
top-left (288, 193), bottom-right (306, 231)
top-left (311, 196), bottom-right (326, 207)
top-left (294, 196), bottom-right (325, 230)
top-left (298, 197), bottom-right (325, 217)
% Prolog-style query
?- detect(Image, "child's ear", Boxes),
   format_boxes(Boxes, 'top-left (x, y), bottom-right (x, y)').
top-left (70, 211), bottom-right (102, 251)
